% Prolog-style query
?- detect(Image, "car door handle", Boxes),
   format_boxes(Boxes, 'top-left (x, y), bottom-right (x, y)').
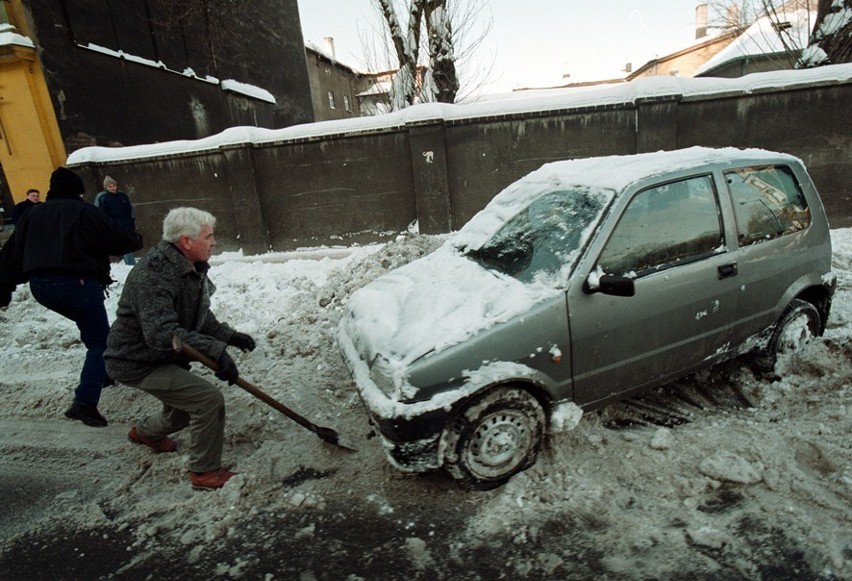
top-left (718, 262), bottom-right (738, 279)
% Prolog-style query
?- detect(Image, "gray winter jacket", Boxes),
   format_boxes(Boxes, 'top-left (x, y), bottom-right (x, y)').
top-left (105, 240), bottom-right (235, 382)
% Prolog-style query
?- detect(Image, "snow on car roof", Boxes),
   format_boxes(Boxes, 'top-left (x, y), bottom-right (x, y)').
top-left (452, 146), bottom-right (798, 251)
top-left (524, 146), bottom-right (795, 194)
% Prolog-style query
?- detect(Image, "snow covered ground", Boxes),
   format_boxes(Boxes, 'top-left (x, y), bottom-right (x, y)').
top-left (0, 228), bottom-right (849, 579)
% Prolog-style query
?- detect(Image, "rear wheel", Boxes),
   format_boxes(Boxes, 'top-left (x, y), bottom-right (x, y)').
top-left (441, 386), bottom-right (545, 490)
top-left (753, 299), bottom-right (820, 372)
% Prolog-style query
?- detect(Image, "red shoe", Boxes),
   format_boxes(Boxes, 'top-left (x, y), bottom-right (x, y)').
top-left (190, 468), bottom-right (236, 490)
top-left (128, 426), bottom-right (177, 453)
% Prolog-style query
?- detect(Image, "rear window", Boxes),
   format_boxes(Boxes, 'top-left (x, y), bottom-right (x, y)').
top-left (724, 165), bottom-right (810, 246)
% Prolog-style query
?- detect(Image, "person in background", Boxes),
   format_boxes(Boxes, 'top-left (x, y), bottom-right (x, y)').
top-left (0, 167), bottom-right (143, 426)
top-left (104, 207), bottom-right (256, 490)
top-left (11, 188), bottom-right (42, 224)
top-left (95, 176), bottom-right (137, 265)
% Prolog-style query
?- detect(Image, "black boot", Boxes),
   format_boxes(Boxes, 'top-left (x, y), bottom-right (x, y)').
top-left (65, 400), bottom-right (108, 427)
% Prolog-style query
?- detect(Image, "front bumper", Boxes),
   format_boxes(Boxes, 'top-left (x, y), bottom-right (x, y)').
top-left (338, 328), bottom-right (464, 473)
top-left (364, 403), bottom-right (449, 473)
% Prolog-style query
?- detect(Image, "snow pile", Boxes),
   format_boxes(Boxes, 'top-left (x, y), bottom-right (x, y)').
top-left (0, 229), bottom-right (849, 578)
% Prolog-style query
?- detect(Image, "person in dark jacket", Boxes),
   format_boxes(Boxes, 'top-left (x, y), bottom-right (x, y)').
top-left (11, 188), bottom-right (42, 224)
top-left (0, 167), bottom-right (143, 427)
top-left (105, 207), bottom-right (256, 490)
top-left (95, 176), bottom-right (137, 265)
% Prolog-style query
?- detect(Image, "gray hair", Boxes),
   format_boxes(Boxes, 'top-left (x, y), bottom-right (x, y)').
top-left (162, 207), bottom-right (216, 242)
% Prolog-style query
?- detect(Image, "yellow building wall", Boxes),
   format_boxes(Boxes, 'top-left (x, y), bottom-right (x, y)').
top-left (0, 1), bottom-right (66, 203)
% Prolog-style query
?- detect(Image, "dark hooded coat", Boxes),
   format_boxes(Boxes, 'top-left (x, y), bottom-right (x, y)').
top-left (0, 168), bottom-right (143, 304)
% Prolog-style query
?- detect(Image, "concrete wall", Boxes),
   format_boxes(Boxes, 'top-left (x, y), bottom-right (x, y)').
top-left (68, 76), bottom-right (852, 255)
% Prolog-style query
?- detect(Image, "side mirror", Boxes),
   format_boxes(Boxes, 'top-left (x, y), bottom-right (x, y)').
top-left (584, 274), bottom-right (635, 297)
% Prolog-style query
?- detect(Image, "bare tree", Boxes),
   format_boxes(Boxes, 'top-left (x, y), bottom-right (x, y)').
top-left (705, 0), bottom-right (762, 32)
top-left (423, 0), bottom-right (459, 103)
top-left (367, 0), bottom-right (492, 110)
top-left (801, 0), bottom-right (852, 66)
top-left (705, 1), bottom-right (851, 68)
top-left (374, 0), bottom-right (425, 109)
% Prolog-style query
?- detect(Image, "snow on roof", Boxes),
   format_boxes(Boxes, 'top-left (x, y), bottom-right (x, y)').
top-left (79, 42), bottom-right (276, 103)
top-left (221, 79), bottom-right (275, 104)
top-left (66, 62), bottom-right (852, 166)
top-left (357, 80), bottom-right (391, 97)
top-left (695, 9), bottom-right (816, 76)
top-left (0, 24), bottom-right (35, 50)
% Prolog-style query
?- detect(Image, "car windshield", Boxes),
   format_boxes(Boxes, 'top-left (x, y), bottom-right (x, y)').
top-left (463, 188), bottom-right (610, 285)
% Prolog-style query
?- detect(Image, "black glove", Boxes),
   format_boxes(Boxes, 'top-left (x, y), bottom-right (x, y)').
top-left (215, 351), bottom-right (239, 384)
top-left (228, 332), bottom-right (256, 353)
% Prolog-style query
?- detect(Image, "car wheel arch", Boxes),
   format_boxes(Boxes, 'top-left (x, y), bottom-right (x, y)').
top-left (752, 298), bottom-right (821, 372)
top-left (436, 380), bottom-right (553, 490)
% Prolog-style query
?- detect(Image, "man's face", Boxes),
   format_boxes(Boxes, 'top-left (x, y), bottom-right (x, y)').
top-left (27, 191), bottom-right (40, 202)
top-left (106, 183), bottom-right (118, 193)
top-left (180, 224), bottom-right (216, 263)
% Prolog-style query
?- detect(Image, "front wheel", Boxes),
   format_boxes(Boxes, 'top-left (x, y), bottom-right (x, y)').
top-left (753, 299), bottom-right (820, 372)
top-left (441, 386), bottom-right (545, 490)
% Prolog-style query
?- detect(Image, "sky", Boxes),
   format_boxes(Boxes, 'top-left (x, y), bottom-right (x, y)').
top-left (296, 0), bottom-right (710, 94)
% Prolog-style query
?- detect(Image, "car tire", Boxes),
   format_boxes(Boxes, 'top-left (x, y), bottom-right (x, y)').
top-left (441, 386), bottom-right (545, 490)
top-left (753, 299), bottom-right (820, 372)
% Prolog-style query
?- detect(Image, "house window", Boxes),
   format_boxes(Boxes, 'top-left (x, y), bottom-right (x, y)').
top-left (343, 95), bottom-right (351, 111)
top-left (328, 91), bottom-right (336, 110)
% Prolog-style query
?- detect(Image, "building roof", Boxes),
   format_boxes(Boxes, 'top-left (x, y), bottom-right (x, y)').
top-left (627, 29), bottom-right (740, 80)
top-left (694, 9), bottom-right (816, 76)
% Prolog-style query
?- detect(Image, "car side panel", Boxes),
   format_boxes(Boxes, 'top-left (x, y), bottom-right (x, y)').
top-left (720, 163), bottom-right (833, 345)
top-left (406, 295), bottom-right (573, 402)
top-left (568, 250), bottom-right (742, 406)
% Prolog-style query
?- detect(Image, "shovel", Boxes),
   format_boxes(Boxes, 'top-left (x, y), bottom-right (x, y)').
top-left (172, 335), bottom-right (355, 451)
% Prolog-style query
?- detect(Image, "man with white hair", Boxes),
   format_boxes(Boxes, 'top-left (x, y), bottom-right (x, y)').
top-left (104, 207), bottom-right (256, 490)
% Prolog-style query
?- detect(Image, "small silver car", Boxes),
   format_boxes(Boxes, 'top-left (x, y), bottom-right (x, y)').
top-left (337, 147), bottom-right (836, 489)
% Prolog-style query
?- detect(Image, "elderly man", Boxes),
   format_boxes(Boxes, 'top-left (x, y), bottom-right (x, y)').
top-left (104, 207), bottom-right (255, 490)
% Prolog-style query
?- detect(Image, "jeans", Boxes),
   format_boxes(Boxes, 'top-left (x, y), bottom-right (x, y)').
top-left (29, 274), bottom-right (109, 405)
top-left (123, 253), bottom-right (136, 266)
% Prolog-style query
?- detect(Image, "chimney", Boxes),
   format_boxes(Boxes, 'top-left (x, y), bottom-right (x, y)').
top-left (695, 3), bottom-right (708, 38)
top-left (323, 36), bottom-right (336, 59)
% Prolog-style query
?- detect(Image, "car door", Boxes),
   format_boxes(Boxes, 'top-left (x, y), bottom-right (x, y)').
top-left (568, 174), bottom-right (742, 407)
top-left (721, 163), bottom-right (819, 345)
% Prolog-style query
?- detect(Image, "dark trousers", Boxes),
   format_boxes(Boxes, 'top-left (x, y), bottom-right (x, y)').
top-left (29, 274), bottom-right (109, 405)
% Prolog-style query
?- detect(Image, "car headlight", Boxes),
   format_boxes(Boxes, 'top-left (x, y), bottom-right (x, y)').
top-left (369, 355), bottom-right (398, 397)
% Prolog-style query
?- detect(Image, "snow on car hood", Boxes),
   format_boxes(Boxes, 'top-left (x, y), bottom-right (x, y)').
top-left (342, 244), bottom-right (554, 366)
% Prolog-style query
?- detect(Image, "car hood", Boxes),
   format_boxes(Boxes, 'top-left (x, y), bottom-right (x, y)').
top-left (341, 244), bottom-right (556, 367)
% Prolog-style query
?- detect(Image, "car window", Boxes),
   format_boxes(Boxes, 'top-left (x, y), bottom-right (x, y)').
top-left (465, 189), bottom-right (609, 284)
top-left (724, 165), bottom-right (810, 246)
top-left (597, 175), bottom-right (724, 276)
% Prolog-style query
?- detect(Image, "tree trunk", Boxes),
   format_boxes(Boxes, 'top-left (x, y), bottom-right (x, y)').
top-left (807, 0), bottom-right (852, 65)
top-left (377, 0), bottom-right (424, 108)
top-left (424, 0), bottom-right (459, 103)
